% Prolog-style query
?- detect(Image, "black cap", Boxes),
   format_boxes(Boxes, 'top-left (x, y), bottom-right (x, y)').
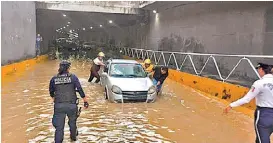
top-left (59, 60), bottom-right (71, 67)
top-left (255, 63), bottom-right (270, 69)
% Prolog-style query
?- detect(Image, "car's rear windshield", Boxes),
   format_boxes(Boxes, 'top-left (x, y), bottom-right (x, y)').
top-left (109, 63), bottom-right (146, 78)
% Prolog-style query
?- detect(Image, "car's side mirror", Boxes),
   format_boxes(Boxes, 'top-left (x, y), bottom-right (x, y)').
top-left (146, 72), bottom-right (153, 79)
top-left (145, 72), bottom-right (150, 77)
top-left (104, 68), bottom-right (108, 73)
top-left (145, 72), bottom-right (148, 76)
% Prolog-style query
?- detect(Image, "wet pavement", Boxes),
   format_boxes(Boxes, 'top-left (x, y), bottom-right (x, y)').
top-left (2, 60), bottom-right (272, 143)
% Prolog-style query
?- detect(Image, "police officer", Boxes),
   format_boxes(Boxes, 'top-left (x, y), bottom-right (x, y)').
top-left (88, 52), bottom-right (105, 83)
top-left (224, 63), bottom-right (273, 143)
top-left (49, 60), bottom-right (89, 143)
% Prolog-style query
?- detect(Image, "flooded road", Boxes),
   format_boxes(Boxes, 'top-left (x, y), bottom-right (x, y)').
top-left (2, 60), bottom-right (271, 143)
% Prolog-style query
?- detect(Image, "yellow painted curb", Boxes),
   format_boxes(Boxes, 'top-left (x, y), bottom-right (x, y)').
top-left (168, 69), bottom-right (254, 118)
top-left (1, 55), bottom-right (48, 84)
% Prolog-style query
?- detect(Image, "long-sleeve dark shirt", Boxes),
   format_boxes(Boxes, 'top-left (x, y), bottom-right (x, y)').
top-left (49, 73), bottom-right (85, 98)
top-left (152, 66), bottom-right (169, 84)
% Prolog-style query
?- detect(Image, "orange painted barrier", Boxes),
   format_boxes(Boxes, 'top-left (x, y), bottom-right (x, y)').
top-left (168, 69), bottom-right (254, 117)
top-left (1, 55), bottom-right (48, 84)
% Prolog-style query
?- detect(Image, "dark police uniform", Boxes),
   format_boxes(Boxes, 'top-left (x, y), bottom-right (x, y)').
top-left (49, 72), bottom-right (85, 143)
top-left (229, 63), bottom-right (273, 143)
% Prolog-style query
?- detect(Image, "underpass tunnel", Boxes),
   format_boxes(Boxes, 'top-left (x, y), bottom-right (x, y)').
top-left (2, 1), bottom-right (273, 143)
top-left (36, 8), bottom-right (148, 60)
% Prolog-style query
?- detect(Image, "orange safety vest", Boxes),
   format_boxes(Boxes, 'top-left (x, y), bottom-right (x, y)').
top-left (141, 63), bottom-right (154, 73)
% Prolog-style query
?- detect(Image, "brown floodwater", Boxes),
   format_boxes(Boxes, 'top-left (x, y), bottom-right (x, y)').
top-left (2, 60), bottom-right (272, 143)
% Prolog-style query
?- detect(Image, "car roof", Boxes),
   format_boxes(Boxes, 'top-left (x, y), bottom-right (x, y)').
top-left (110, 59), bottom-right (139, 64)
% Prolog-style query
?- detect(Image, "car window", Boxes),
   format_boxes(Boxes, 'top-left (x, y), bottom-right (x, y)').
top-left (109, 63), bottom-right (146, 78)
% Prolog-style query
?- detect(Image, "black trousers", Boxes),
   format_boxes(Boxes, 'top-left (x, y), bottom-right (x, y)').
top-left (52, 103), bottom-right (78, 143)
top-left (254, 107), bottom-right (273, 143)
top-left (88, 71), bottom-right (100, 83)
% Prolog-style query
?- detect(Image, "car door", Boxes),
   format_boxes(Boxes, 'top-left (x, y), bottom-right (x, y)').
top-left (100, 61), bottom-right (110, 86)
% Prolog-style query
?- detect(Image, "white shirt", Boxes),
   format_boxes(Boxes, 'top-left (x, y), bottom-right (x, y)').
top-left (230, 74), bottom-right (273, 108)
top-left (93, 58), bottom-right (103, 66)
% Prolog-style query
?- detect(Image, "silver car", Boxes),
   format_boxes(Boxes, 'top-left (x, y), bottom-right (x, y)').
top-left (100, 59), bottom-right (157, 103)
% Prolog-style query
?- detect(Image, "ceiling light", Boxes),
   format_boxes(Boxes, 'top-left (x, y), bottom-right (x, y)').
top-left (83, 28), bottom-right (85, 30)
top-left (63, 26), bottom-right (66, 28)
top-left (63, 14), bottom-right (66, 17)
top-left (109, 20), bottom-right (113, 24)
top-left (100, 25), bottom-right (102, 27)
top-left (90, 27), bottom-right (93, 29)
top-left (67, 25), bottom-right (69, 27)
top-left (68, 21), bottom-right (71, 24)
top-left (153, 10), bottom-right (157, 13)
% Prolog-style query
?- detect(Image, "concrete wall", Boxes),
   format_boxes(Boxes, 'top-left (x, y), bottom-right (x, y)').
top-left (1, 1), bottom-right (36, 65)
top-left (138, 1), bottom-right (273, 84)
top-left (146, 2), bottom-right (273, 54)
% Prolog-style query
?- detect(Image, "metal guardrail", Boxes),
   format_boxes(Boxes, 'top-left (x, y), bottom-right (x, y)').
top-left (113, 47), bottom-right (273, 82)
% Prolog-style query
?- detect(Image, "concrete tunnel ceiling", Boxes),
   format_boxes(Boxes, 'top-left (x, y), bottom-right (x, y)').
top-left (36, 9), bottom-right (142, 35)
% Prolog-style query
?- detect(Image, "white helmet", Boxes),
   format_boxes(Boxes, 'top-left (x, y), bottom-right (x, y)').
top-left (98, 52), bottom-right (105, 57)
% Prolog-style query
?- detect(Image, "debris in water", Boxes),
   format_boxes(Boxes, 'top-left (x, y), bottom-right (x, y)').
top-left (168, 129), bottom-right (175, 133)
top-left (161, 126), bottom-right (168, 129)
top-left (39, 114), bottom-right (50, 118)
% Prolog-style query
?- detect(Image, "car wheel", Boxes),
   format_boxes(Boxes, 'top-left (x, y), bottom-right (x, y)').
top-left (104, 88), bottom-right (108, 100)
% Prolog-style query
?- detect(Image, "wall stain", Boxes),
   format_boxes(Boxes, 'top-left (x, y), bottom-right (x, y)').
top-left (158, 34), bottom-right (205, 53)
top-left (221, 89), bottom-right (231, 99)
top-left (158, 34), bottom-right (206, 72)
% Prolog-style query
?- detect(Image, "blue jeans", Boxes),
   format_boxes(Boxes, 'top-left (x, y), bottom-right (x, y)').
top-left (152, 78), bottom-right (162, 92)
top-left (52, 103), bottom-right (78, 143)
